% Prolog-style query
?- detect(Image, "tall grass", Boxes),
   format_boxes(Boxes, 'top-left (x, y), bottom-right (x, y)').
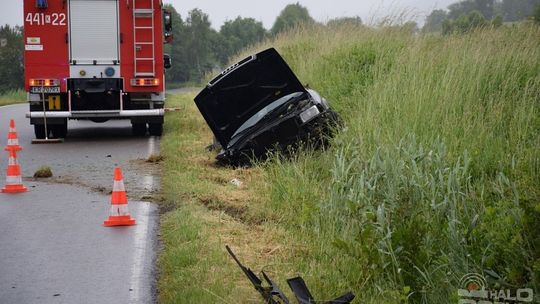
top-left (248, 24), bottom-right (540, 302)
top-left (0, 89), bottom-right (25, 107)
top-left (159, 24), bottom-right (539, 303)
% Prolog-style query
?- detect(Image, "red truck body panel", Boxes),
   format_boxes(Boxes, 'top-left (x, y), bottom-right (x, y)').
top-left (23, 0), bottom-right (69, 92)
top-left (23, 0), bottom-right (165, 93)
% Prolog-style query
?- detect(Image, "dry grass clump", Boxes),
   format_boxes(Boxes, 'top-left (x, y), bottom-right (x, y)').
top-left (33, 166), bottom-right (53, 178)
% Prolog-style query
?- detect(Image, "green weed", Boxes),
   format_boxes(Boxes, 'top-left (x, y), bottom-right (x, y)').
top-left (0, 89), bottom-right (25, 107)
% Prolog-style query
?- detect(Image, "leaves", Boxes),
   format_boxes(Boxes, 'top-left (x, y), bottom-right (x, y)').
top-left (271, 3), bottom-right (314, 36)
top-left (0, 25), bottom-right (23, 94)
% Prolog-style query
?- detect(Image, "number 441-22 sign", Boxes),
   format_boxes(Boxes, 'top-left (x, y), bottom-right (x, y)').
top-left (25, 13), bottom-right (66, 26)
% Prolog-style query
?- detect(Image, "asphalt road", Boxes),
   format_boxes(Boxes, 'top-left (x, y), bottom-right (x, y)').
top-left (0, 104), bottom-right (160, 304)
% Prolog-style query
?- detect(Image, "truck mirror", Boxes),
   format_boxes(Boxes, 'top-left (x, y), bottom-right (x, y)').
top-left (164, 54), bottom-right (172, 69)
top-left (163, 10), bottom-right (173, 44)
top-left (163, 10), bottom-right (172, 32)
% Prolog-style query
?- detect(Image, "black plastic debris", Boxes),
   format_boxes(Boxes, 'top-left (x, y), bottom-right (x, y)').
top-left (226, 245), bottom-right (356, 303)
top-left (287, 276), bottom-right (355, 304)
top-left (226, 245), bottom-right (290, 304)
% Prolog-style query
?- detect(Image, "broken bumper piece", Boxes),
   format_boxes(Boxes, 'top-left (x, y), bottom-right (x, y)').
top-left (226, 245), bottom-right (355, 303)
top-left (226, 245), bottom-right (290, 303)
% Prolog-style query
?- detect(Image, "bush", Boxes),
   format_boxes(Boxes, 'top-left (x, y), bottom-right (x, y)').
top-left (443, 10), bottom-right (488, 35)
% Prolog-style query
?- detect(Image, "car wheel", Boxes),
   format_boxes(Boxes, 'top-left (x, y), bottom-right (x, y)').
top-left (132, 123), bottom-right (147, 136)
top-left (34, 124), bottom-right (46, 139)
top-left (148, 123), bottom-right (163, 136)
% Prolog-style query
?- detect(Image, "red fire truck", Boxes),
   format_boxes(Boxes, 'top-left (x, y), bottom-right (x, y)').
top-left (23, 0), bottom-right (172, 138)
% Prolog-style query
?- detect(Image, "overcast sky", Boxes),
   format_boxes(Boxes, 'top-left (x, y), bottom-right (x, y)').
top-left (1, 0), bottom-right (456, 29)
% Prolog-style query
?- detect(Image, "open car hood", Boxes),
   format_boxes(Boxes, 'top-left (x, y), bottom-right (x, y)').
top-left (194, 48), bottom-right (307, 148)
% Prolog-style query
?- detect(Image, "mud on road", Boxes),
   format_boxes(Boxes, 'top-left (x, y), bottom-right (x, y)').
top-left (0, 105), bottom-right (162, 304)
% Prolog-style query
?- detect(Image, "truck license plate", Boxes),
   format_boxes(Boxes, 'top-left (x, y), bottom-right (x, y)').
top-left (30, 86), bottom-right (61, 94)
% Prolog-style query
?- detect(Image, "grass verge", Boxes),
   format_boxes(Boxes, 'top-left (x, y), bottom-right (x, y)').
top-left (159, 24), bottom-right (540, 303)
top-left (159, 94), bottom-right (296, 303)
top-left (0, 89), bottom-right (25, 107)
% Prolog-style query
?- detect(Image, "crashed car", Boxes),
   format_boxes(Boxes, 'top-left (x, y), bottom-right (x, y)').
top-left (194, 48), bottom-right (340, 166)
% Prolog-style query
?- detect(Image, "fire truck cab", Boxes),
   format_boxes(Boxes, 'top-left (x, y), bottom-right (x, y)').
top-left (23, 0), bottom-right (172, 138)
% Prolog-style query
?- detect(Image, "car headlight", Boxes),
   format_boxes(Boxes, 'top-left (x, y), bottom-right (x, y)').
top-left (320, 97), bottom-right (330, 109)
top-left (299, 105), bottom-right (320, 123)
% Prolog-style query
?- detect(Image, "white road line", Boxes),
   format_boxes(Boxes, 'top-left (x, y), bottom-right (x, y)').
top-left (130, 135), bottom-right (160, 302)
top-left (147, 136), bottom-right (158, 158)
top-left (130, 202), bottom-right (151, 303)
top-left (0, 104), bottom-right (24, 109)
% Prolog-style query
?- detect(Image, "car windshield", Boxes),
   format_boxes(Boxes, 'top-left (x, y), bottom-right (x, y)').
top-left (228, 91), bottom-right (304, 147)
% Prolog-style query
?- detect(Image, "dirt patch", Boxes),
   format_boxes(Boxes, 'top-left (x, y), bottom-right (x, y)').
top-left (198, 195), bottom-right (248, 221)
top-left (146, 154), bottom-right (164, 163)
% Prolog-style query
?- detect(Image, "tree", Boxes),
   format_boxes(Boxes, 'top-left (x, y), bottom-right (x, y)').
top-left (402, 21), bottom-right (419, 34)
top-left (493, 0), bottom-right (540, 21)
top-left (448, 0), bottom-right (478, 19)
top-left (535, 4), bottom-right (540, 24)
top-left (271, 3), bottom-right (314, 35)
top-left (448, 0), bottom-right (494, 20)
top-left (184, 9), bottom-right (218, 81)
top-left (163, 5), bottom-right (191, 83)
top-left (218, 17), bottom-right (267, 65)
top-left (476, 0), bottom-right (495, 19)
top-left (423, 9), bottom-right (448, 32)
top-left (443, 10), bottom-right (488, 35)
top-left (326, 16), bottom-right (363, 28)
top-left (442, 18), bottom-right (454, 35)
top-left (0, 25), bottom-right (23, 93)
top-left (491, 15), bottom-right (503, 27)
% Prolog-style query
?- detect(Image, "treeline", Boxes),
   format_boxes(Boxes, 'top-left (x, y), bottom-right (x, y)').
top-left (0, 25), bottom-right (23, 94)
top-left (2, 1), bottom-right (539, 92)
top-left (164, 3), bottom-right (362, 84)
top-left (0, 3), bottom-right (358, 91)
top-left (423, 0), bottom-right (540, 33)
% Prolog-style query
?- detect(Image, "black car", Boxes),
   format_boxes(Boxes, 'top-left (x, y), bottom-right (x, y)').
top-left (194, 48), bottom-right (340, 166)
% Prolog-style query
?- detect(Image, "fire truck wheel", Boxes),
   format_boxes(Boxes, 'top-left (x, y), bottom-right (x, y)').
top-left (51, 123), bottom-right (68, 139)
top-left (132, 123), bottom-right (147, 136)
top-left (148, 123), bottom-right (163, 136)
top-left (34, 124), bottom-right (46, 139)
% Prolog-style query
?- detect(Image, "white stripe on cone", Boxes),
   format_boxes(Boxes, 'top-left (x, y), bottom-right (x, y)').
top-left (113, 180), bottom-right (125, 192)
top-left (6, 175), bottom-right (22, 185)
top-left (7, 138), bottom-right (19, 146)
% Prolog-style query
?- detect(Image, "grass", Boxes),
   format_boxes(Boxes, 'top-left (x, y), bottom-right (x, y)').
top-left (158, 94), bottom-right (293, 303)
top-left (33, 166), bottom-right (53, 178)
top-left (159, 23), bottom-right (540, 303)
top-left (0, 89), bottom-right (25, 107)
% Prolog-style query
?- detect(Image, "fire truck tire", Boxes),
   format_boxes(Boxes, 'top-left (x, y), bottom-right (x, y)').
top-left (148, 123), bottom-right (163, 136)
top-left (51, 123), bottom-right (68, 139)
top-left (34, 124), bottom-right (46, 139)
top-left (132, 123), bottom-right (147, 136)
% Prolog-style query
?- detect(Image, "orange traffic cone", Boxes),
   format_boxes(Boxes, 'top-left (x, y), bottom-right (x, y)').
top-left (5, 119), bottom-right (22, 152)
top-left (2, 149), bottom-right (28, 193)
top-left (104, 167), bottom-right (136, 226)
